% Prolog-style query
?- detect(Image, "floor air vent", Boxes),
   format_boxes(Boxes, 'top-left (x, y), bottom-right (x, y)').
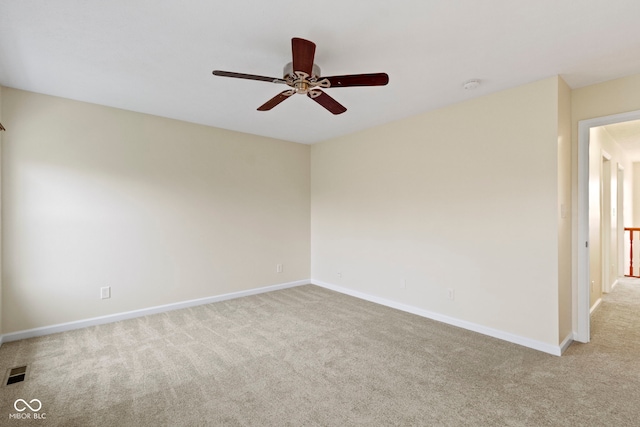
top-left (6, 366), bottom-right (28, 385)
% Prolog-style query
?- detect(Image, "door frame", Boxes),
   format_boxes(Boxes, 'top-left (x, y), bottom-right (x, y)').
top-left (600, 151), bottom-right (612, 294)
top-left (617, 163), bottom-right (625, 279)
top-left (577, 109), bottom-right (640, 343)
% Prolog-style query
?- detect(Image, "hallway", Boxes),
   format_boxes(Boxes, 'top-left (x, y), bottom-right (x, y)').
top-left (588, 277), bottom-right (640, 346)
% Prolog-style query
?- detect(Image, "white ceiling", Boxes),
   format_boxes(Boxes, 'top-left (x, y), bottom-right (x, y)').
top-left (1, 1), bottom-right (640, 144)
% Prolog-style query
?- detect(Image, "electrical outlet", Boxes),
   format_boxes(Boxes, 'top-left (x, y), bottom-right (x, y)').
top-left (447, 288), bottom-right (455, 301)
top-left (337, 272), bottom-right (342, 279)
top-left (401, 279), bottom-right (406, 289)
top-left (100, 286), bottom-right (111, 299)
top-left (276, 264), bottom-right (283, 273)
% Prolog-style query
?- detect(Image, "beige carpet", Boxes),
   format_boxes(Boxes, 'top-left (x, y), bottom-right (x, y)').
top-left (1, 282), bottom-right (640, 426)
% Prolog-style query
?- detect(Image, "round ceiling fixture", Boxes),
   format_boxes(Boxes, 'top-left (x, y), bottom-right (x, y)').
top-left (462, 79), bottom-right (480, 90)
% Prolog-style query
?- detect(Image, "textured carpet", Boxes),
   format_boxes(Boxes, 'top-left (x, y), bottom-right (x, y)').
top-left (1, 282), bottom-right (640, 426)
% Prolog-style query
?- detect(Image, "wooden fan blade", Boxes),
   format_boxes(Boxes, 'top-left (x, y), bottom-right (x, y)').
top-left (212, 70), bottom-right (287, 84)
top-left (307, 90), bottom-right (347, 115)
top-left (321, 73), bottom-right (389, 88)
top-left (292, 38), bottom-right (316, 76)
top-left (257, 90), bottom-right (295, 111)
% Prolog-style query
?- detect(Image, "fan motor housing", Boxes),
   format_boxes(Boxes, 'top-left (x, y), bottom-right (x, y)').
top-left (283, 62), bottom-right (321, 79)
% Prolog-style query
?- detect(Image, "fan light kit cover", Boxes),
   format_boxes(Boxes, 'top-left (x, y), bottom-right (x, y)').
top-left (213, 37), bottom-right (389, 115)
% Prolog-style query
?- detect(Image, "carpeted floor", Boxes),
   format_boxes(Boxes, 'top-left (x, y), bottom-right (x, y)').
top-left (1, 281), bottom-right (640, 426)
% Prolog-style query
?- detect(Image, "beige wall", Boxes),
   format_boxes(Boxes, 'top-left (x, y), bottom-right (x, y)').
top-left (5, 71), bottom-right (640, 348)
top-left (1, 88), bottom-right (311, 333)
top-left (572, 74), bottom-right (640, 123)
top-left (557, 77), bottom-right (572, 342)
top-left (312, 77), bottom-right (562, 346)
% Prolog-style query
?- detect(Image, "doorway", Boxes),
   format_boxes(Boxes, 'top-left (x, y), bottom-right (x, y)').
top-left (577, 110), bottom-right (640, 343)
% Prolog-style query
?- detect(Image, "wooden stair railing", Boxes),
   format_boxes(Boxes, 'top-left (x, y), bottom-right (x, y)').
top-left (625, 227), bottom-right (640, 278)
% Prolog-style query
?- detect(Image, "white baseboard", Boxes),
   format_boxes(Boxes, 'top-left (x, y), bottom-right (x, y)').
top-left (611, 279), bottom-right (619, 290)
top-left (311, 279), bottom-right (565, 356)
top-left (1, 279), bottom-right (570, 356)
top-left (0, 279), bottom-right (309, 345)
top-left (590, 298), bottom-right (603, 314)
top-left (559, 332), bottom-right (574, 354)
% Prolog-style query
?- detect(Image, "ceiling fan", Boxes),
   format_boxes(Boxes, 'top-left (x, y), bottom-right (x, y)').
top-left (212, 37), bottom-right (389, 115)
